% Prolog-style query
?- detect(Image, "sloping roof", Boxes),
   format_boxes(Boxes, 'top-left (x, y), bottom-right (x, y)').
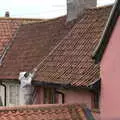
top-left (0, 104), bottom-right (95, 120)
top-left (0, 16), bottom-right (75, 79)
top-left (92, 1), bottom-right (119, 63)
top-left (0, 17), bottom-right (43, 56)
top-left (34, 6), bottom-right (112, 87)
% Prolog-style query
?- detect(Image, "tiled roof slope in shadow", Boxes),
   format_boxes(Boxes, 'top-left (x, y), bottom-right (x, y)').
top-left (0, 16), bottom-right (75, 79)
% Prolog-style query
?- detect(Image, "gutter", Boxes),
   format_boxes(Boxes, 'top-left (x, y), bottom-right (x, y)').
top-left (92, 0), bottom-right (120, 63)
top-left (88, 79), bottom-right (100, 87)
top-left (32, 81), bottom-right (93, 91)
top-left (0, 82), bottom-right (6, 106)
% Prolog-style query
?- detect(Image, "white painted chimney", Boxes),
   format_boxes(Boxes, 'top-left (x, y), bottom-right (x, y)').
top-left (67, 0), bottom-right (97, 22)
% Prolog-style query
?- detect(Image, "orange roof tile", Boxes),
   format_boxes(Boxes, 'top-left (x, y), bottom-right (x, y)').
top-left (0, 17), bottom-right (44, 56)
top-left (0, 104), bottom-right (96, 120)
top-left (0, 6), bottom-right (112, 87)
top-left (34, 6), bottom-right (112, 87)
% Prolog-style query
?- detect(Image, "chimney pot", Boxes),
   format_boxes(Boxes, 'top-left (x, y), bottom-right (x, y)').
top-left (5, 11), bottom-right (10, 17)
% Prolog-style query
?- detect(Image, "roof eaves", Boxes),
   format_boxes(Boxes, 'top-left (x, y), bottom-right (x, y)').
top-left (32, 81), bottom-right (93, 90)
top-left (92, 0), bottom-right (120, 63)
top-left (88, 78), bottom-right (100, 87)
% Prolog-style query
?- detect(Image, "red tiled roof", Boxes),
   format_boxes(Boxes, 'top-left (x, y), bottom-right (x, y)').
top-left (0, 16), bottom-right (75, 79)
top-left (0, 17), bottom-right (43, 56)
top-left (34, 6), bottom-right (112, 87)
top-left (0, 104), bottom-right (95, 120)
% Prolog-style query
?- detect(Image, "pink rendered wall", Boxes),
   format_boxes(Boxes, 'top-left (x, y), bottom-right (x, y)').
top-left (62, 89), bottom-right (92, 109)
top-left (100, 17), bottom-right (120, 120)
top-left (35, 87), bottom-right (92, 108)
top-left (34, 87), bottom-right (100, 118)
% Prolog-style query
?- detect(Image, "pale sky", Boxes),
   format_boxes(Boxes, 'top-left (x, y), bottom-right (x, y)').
top-left (0, 0), bottom-right (115, 18)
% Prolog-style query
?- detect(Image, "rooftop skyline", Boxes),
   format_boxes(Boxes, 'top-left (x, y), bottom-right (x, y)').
top-left (0, 0), bottom-right (115, 18)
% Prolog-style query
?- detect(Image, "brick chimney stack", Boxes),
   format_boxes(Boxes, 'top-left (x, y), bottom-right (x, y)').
top-left (5, 11), bottom-right (10, 17)
top-left (67, 0), bottom-right (97, 22)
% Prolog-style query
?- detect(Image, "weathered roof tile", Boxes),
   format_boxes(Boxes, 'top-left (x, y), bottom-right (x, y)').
top-left (0, 6), bottom-right (112, 87)
top-left (35, 6), bottom-right (112, 87)
top-left (0, 16), bottom-right (75, 79)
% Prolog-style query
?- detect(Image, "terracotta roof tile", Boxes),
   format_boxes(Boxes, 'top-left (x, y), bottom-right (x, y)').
top-left (0, 104), bottom-right (95, 120)
top-left (34, 6), bottom-right (112, 87)
top-left (0, 16), bottom-right (75, 79)
top-left (0, 6), bottom-right (112, 87)
top-left (0, 17), bottom-right (43, 56)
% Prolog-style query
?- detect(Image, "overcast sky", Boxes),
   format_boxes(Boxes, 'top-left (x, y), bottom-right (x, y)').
top-left (0, 0), bottom-right (115, 18)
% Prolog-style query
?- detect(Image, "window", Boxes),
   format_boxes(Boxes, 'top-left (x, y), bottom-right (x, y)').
top-left (0, 96), bottom-right (3, 106)
top-left (44, 88), bottom-right (56, 104)
top-left (0, 85), bottom-right (5, 106)
top-left (56, 91), bottom-right (64, 104)
top-left (44, 88), bottom-right (65, 104)
top-left (9, 85), bottom-right (16, 104)
top-left (9, 84), bottom-right (20, 106)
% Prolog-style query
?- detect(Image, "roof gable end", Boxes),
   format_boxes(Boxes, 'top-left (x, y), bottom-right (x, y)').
top-left (92, 0), bottom-right (120, 63)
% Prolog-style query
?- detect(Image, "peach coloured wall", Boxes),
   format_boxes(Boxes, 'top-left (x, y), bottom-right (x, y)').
top-left (60, 89), bottom-right (92, 109)
top-left (100, 17), bottom-right (120, 119)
